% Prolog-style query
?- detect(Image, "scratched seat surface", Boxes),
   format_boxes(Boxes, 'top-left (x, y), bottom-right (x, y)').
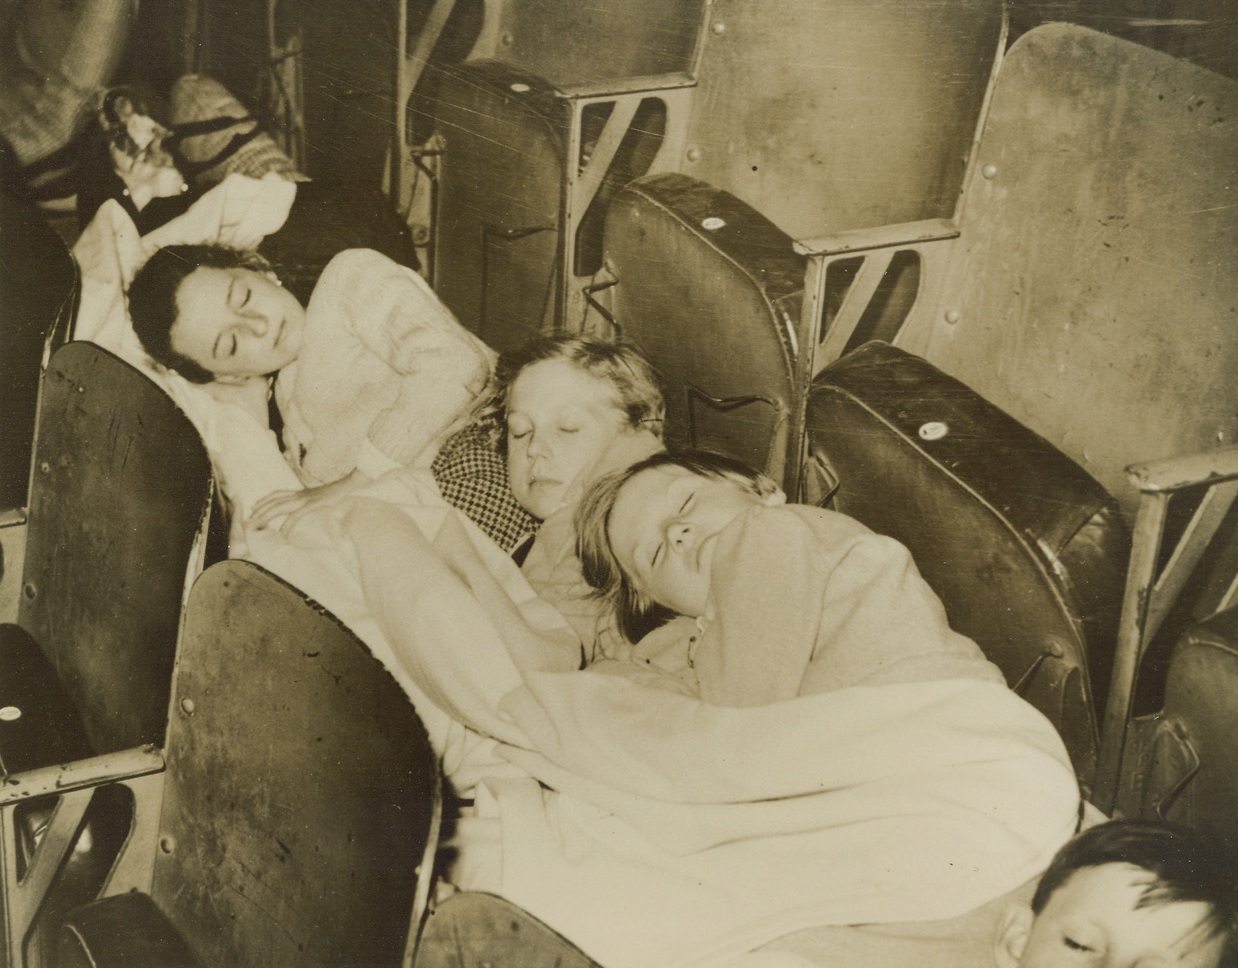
top-left (891, 24), bottom-right (1238, 516)
top-left (12, 342), bottom-right (212, 755)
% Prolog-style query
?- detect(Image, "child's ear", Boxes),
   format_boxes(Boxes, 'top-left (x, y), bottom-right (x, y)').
top-left (993, 902), bottom-right (1032, 968)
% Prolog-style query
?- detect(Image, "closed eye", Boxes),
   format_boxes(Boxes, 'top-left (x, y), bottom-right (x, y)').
top-left (1063, 937), bottom-right (1093, 953)
top-left (229, 280), bottom-right (251, 311)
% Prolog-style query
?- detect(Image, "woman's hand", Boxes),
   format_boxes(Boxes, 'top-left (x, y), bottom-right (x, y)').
top-left (250, 469), bottom-right (370, 536)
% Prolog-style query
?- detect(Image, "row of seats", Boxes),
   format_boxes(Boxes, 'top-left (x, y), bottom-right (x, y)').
top-left (412, 16), bottom-right (1238, 839)
top-left (0, 344), bottom-right (440, 966)
top-left (408, 0), bottom-right (1004, 352)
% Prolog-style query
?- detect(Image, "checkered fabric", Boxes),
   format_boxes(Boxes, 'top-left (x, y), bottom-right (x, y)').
top-left (168, 74), bottom-right (303, 187)
top-left (432, 425), bottom-right (538, 553)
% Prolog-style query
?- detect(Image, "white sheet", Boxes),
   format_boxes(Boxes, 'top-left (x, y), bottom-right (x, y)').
top-left (245, 484), bottom-right (1081, 968)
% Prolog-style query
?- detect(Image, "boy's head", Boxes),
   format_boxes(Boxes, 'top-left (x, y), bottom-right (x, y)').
top-left (996, 820), bottom-right (1238, 968)
top-left (576, 450), bottom-right (783, 641)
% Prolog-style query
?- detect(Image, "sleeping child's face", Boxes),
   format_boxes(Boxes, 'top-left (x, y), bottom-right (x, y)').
top-left (998, 863), bottom-right (1227, 968)
top-left (506, 359), bottom-right (633, 520)
top-left (606, 465), bottom-right (782, 618)
top-left (172, 266), bottom-right (306, 381)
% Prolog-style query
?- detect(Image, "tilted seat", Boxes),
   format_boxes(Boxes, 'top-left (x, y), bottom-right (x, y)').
top-left (1133, 604), bottom-right (1238, 854)
top-left (805, 341), bottom-right (1130, 790)
top-left (602, 172), bottom-right (805, 484)
top-left (0, 342), bottom-right (213, 967)
top-left (56, 560), bottom-right (442, 968)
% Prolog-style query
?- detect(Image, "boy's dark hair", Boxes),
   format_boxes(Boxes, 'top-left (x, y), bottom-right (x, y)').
top-left (1033, 820), bottom-right (1238, 955)
top-left (127, 243), bottom-right (273, 383)
top-left (575, 450), bottom-right (778, 643)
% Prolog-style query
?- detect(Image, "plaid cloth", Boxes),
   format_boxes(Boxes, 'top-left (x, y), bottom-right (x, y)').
top-left (168, 74), bottom-right (303, 188)
top-left (432, 425), bottom-right (538, 553)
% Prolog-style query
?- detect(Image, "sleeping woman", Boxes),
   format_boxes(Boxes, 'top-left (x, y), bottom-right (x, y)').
top-left (126, 243), bottom-right (496, 528)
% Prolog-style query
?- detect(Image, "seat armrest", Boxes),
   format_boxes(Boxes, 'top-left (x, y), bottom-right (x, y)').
top-left (0, 746), bottom-right (164, 804)
top-left (555, 71), bottom-right (696, 98)
top-left (1126, 445), bottom-right (1238, 494)
top-left (793, 218), bottom-right (959, 257)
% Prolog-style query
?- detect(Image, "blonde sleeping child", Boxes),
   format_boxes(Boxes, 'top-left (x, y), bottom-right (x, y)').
top-left (574, 449), bottom-right (1000, 704)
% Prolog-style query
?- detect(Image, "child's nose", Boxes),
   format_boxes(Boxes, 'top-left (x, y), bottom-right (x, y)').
top-left (526, 431), bottom-right (549, 459)
top-left (668, 522), bottom-right (691, 550)
top-left (242, 316), bottom-right (268, 337)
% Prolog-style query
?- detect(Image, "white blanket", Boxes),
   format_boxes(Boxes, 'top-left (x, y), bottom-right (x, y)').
top-left (245, 485), bottom-right (1081, 968)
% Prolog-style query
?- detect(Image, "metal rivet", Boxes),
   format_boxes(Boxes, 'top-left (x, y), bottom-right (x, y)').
top-left (982, 164), bottom-right (998, 180)
top-left (159, 835), bottom-right (176, 854)
top-left (38, 461), bottom-right (49, 474)
top-left (1048, 641), bottom-right (1065, 658)
top-left (509, 82), bottom-right (530, 94)
top-left (918, 421), bottom-right (949, 442)
top-left (711, 21), bottom-right (726, 34)
top-left (944, 309), bottom-right (961, 324)
top-left (180, 697), bottom-right (196, 716)
top-left (701, 216), bottom-right (726, 231)
top-left (686, 146), bottom-right (701, 163)
top-left (22, 583), bottom-right (36, 601)
top-left (0, 707), bottom-right (21, 722)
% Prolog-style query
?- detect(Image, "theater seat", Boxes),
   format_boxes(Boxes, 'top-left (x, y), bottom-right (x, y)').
top-left (805, 341), bottom-right (1130, 790)
top-left (56, 560), bottom-right (441, 968)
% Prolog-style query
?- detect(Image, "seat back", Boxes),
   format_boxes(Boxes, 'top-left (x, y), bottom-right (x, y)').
top-left (1135, 605), bottom-right (1238, 854)
top-left (426, 60), bottom-right (565, 353)
top-left (891, 24), bottom-right (1238, 517)
top-left (806, 342), bottom-right (1130, 789)
top-left (147, 560), bottom-right (440, 967)
top-left (17, 342), bottom-right (212, 755)
top-left (478, 0), bottom-right (704, 88)
top-left (602, 173), bottom-right (804, 483)
top-left (682, 0), bottom-right (1004, 240)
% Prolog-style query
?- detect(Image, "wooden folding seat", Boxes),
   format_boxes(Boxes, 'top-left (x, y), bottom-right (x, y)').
top-left (601, 173), bottom-right (805, 484)
top-left (805, 341), bottom-right (1130, 790)
top-left (0, 342), bottom-right (212, 967)
top-left (794, 24), bottom-right (1238, 521)
top-left (415, 0), bottom-right (1003, 351)
top-left (414, 0), bottom-right (706, 352)
top-left (55, 560), bottom-right (442, 968)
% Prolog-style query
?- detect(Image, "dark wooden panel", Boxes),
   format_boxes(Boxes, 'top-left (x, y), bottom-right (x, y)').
top-left (152, 560), bottom-right (438, 968)
top-left (18, 343), bottom-right (211, 754)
